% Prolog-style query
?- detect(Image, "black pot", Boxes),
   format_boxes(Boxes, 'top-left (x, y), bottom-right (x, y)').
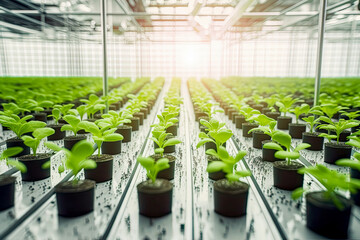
top-left (205, 141), bottom-right (226, 152)
top-left (277, 116), bottom-right (292, 130)
top-left (262, 140), bottom-right (284, 162)
top-left (101, 140), bottom-right (122, 155)
top-left (352, 125), bottom-right (360, 133)
top-left (289, 123), bottom-right (306, 139)
top-left (253, 104), bottom-right (263, 112)
top-left (133, 112), bottom-right (144, 125)
top-left (166, 124), bottom-right (178, 136)
top-left (265, 112), bottom-right (280, 120)
top-left (0, 175), bottom-right (16, 211)
top-left (47, 124), bottom-right (66, 141)
top-left (228, 109), bottom-right (236, 120)
top-left (306, 191), bottom-right (352, 238)
top-left (116, 125), bottom-right (132, 143)
top-left (85, 154), bottom-right (113, 183)
top-left (273, 161), bottom-right (304, 190)
top-left (18, 153), bottom-right (51, 181)
top-left (235, 115), bottom-right (246, 129)
top-left (137, 179), bottom-right (173, 217)
top-left (213, 179), bottom-right (249, 217)
top-left (350, 169), bottom-right (360, 206)
top-left (150, 154), bottom-right (176, 180)
top-left (33, 112), bottom-right (47, 122)
top-left (242, 123), bottom-right (258, 138)
top-left (207, 155), bottom-right (226, 180)
top-left (6, 137), bottom-right (30, 157)
top-left (324, 142), bottom-right (352, 164)
top-left (252, 131), bottom-right (271, 149)
top-left (63, 135), bottom-right (87, 150)
top-left (230, 112), bottom-right (238, 123)
top-left (302, 132), bottom-right (324, 151)
top-left (125, 117), bottom-right (140, 131)
top-left (55, 179), bottom-right (95, 217)
top-left (195, 111), bottom-right (207, 121)
top-left (140, 108), bottom-right (148, 119)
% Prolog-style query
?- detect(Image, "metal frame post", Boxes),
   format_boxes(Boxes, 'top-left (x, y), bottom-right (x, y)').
top-left (101, 0), bottom-right (109, 113)
top-left (314, 0), bottom-right (327, 106)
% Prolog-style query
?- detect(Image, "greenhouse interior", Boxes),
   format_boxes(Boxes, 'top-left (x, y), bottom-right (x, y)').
top-left (0, 0), bottom-right (360, 239)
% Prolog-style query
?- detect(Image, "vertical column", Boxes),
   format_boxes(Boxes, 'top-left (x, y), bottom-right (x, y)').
top-left (345, 21), bottom-right (357, 76)
top-left (101, 0), bottom-right (109, 112)
top-left (0, 30), bottom-right (8, 76)
top-left (314, 0), bottom-right (327, 106)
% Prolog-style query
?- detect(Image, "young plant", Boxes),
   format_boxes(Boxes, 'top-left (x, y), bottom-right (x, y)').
top-left (239, 106), bottom-right (260, 123)
top-left (276, 95), bottom-right (300, 117)
top-left (0, 115), bottom-right (46, 138)
top-left (340, 110), bottom-right (360, 121)
top-left (206, 146), bottom-right (251, 182)
top-left (197, 118), bottom-right (233, 151)
top-left (78, 121), bottom-right (123, 156)
top-left (248, 115), bottom-right (278, 139)
top-left (318, 119), bottom-right (359, 144)
top-left (320, 104), bottom-right (347, 119)
top-left (45, 140), bottom-right (96, 185)
top-left (100, 110), bottom-right (131, 128)
top-left (137, 156), bottom-right (170, 183)
top-left (61, 115), bottom-right (84, 136)
top-left (150, 127), bottom-right (182, 157)
top-left (21, 127), bottom-right (55, 156)
top-left (0, 147), bottom-right (26, 173)
top-left (290, 104), bottom-right (310, 124)
top-left (152, 110), bottom-right (179, 130)
top-left (263, 131), bottom-right (310, 165)
top-left (0, 102), bottom-right (28, 117)
top-left (49, 108), bottom-right (61, 125)
top-left (81, 94), bottom-right (106, 119)
top-left (292, 164), bottom-right (360, 210)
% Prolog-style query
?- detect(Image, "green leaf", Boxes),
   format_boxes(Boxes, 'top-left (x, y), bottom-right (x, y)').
top-left (33, 127), bottom-right (55, 140)
top-left (155, 148), bottom-right (164, 155)
top-left (275, 151), bottom-right (300, 160)
top-left (63, 115), bottom-right (80, 126)
top-left (58, 165), bottom-right (65, 173)
top-left (263, 142), bottom-right (283, 151)
top-left (44, 142), bottom-right (63, 152)
top-left (198, 132), bottom-right (208, 139)
top-left (1, 147), bottom-right (23, 159)
top-left (155, 158), bottom-right (170, 172)
top-left (80, 160), bottom-right (97, 169)
top-left (234, 170), bottom-right (251, 178)
top-left (60, 125), bottom-right (74, 132)
top-left (226, 173), bottom-right (240, 182)
top-left (294, 143), bottom-right (311, 152)
top-left (205, 149), bottom-right (219, 157)
top-left (7, 160), bottom-right (27, 173)
top-left (137, 156), bottom-right (155, 170)
top-left (72, 140), bottom-right (94, 157)
top-left (163, 138), bottom-right (182, 148)
top-left (196, 138), bottom-right (214, 148)
top-left (104, 133), bottom-right (123, 142)
top-left (207, 161), bottom-right (226, 173)
top-left (291, 187), bottom-right (305, 200)
top-left (272, 131), bottom-right (291, 150)
top-left (42, 161), bottom-right (51, 169)
top-left (218, 146), bottom-right (229, 160)
top-left (234, 151), bottom-right (247, 162)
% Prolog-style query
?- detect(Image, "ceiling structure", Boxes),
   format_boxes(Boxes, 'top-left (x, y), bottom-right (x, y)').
top-left (0, 0), bottom-right (359, 41)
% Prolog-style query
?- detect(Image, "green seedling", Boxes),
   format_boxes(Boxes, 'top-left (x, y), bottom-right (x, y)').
top-left (61, 115), bottom-right (84, 136)
top-left (206, 146), bottom-right (251, 182)
top-left (290, 104), bottom-right (310, 124)
top-left (22, 127), bottom-right (55, 156)
top-left (318, 118), bottom-right (359, 144)
top-left (0, 115), bottom-right (46, 138)
top-left (0, 147), bottom-right (26, 173)
top-left (239, 106), bottom-right (260, 123)
top-left (197, 101), bottom-right (223, 119)
top-left (248, 115), bottom-right (278, 138)
top-left (197, 118), bottom-right (233, 152)
top-left (320, 104), bottom-right (347, 119)
top-left (78, 121), bottom-right (123, 156)
top-left (150, 127), bottom-right (182, 157)
top-left (263, 131), bottom-right (310, 165)
top-left (81, 94), bottom-right (106, 119)
top-left (49, 108), bottom-right (61, 125)
top-left (137, 156), bottom-right (170, 183)
top-left (45, 140), bottom-right (96, 185)
top-left (100, 110), bottom-right (131, 128)
top-left (39, 100), bottom-right (54, 110)
top-left (340, 110), bottom-right (360, 121)
top-left (276, 95), bottom-right (300, 117)
top-left (152, 110), bottom-right (179, 130)
top-left (0, 102), bottom-right (28, 117)
top-left (292, 164), bottom-right (360, 210)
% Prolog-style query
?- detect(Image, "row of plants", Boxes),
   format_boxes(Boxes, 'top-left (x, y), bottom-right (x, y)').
top-left (0, 77), bottom-right (163, 215)
top-left (201, 78), bottom-right (360, 238)
top-left (187, 78), bottom-right (252, 217)
top-left (137, 77), bottom-right (183, 217)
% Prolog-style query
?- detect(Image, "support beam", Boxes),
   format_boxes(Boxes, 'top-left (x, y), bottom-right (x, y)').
top-left (314, 0), bottom-right (327, 106)
top-left (101, 0), bottom-right (109, 113)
